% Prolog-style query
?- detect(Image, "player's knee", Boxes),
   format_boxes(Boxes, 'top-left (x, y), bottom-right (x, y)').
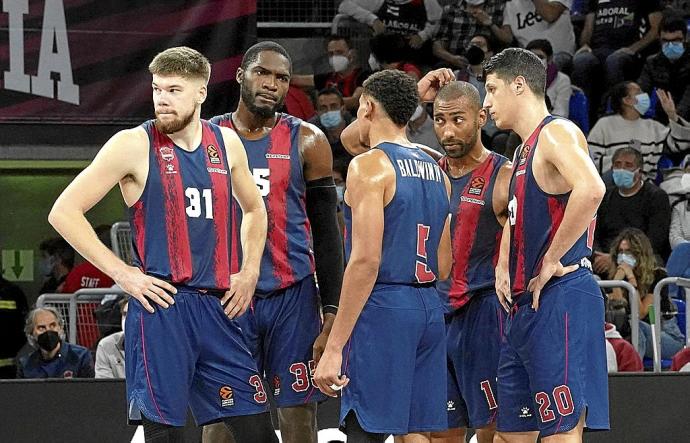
top-left (142, 416), bottom-right (185, 443)
top-left (430, 427), bottom-right (466, 442)
top-left (202, 422), bottom-right (236, 443)
top-left (223, 412), bottom-right (278, 443)
top-left (276, 402), bottom-right (316, 425)
top-left (474, 424), bottom-right (496, 443)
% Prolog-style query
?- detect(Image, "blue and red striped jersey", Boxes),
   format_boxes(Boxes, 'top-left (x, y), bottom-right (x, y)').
top-left (210, 113), bottom-right (315, 294)
top-left (508, 116), bottom-right (596, 297)
top-left (129, 120), bottom-right (234, 290)
top-left (344, 143), bottom-right (449, 285)
top-left (438, 151), bottom-right (508, 310)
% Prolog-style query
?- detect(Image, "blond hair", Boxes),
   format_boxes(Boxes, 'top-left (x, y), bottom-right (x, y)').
top-left (608, 228), bottom-right (657, 294)
top-left (149, 46), bottom-right (211, 83)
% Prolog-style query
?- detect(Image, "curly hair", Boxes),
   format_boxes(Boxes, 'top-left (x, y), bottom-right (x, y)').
top-left (362, 69), bottom-right (419, 126)
top-left (608, 228), bottom-right (657, 294)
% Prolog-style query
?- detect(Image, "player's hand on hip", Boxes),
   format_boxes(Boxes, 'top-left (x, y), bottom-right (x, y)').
top-left (113, 266), bottom-right (177, 313)
top-left (418, 68), bottom-right (455, 102)
top-left (527, 260), bottom-right (579, 311)
top-left (495, 263), bottom-right (512, 312)
top-left (222, 270), bottom-right (258, 319)
top-left (313, 349), bottom-right (349, 398)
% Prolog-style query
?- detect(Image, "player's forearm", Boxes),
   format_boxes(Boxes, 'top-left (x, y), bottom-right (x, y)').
top-left (324, 258), bottom-right (379, 351)
top-left (48, 205), bottom-right (128, 279)
top-left (544, 185), bottom-right (604, 264)
top-left (497, 224), bottom-right (511, 269)
top-left (238, 206), bottom-right (268, 276)
top-left (290, 74), bottom-right (315, 89)
top-left (341, 120), bottom-right (369, 156)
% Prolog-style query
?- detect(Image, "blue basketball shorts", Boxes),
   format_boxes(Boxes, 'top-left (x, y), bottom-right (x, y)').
top-left (496, 269), bottom-right (610, 436)
top-left (339, 283), bottom-right (448, 435)
top-left (125, 287), bottom-right (269, 427)
top-left (235, 274), bottom-right (326, 407)
top-left (446, 289), bottom-right (505, 430)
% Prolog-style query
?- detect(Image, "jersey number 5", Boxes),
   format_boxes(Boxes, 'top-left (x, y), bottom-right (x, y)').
top-left (252, 168), bottom-right (270, 197)
top-left (415, 224), bottom-right (435, 283)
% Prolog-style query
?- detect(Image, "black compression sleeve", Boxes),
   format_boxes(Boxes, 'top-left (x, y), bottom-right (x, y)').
top-left (306, 176), bottom-right (344, 315)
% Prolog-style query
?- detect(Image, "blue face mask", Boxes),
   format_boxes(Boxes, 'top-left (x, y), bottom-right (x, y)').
top-left (617, 252), bottom-right (637, 268)
top-left (633, 93), bottom-right (650, 116)
top-left (662, 42), bottom-right (685, 61)
top-left (319, 110), bottom-right (342, 129)
top-left (612, 168), bottom-right (637, 189)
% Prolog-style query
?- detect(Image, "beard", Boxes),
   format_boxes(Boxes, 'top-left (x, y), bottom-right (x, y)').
top-left (241, 80), bottom-right (284, 119)
top-left (155, 108), bottom-right (195, 134)
top-left (443, 131), bottom-right (478, 159)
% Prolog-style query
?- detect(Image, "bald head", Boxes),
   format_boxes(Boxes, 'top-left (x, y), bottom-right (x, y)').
top-left (435, 81), bottom-right (482, 112)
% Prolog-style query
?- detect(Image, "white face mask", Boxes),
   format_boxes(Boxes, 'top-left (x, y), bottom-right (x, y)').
top-left (329, 55), bottom-right (349, 73)
top-left (368, 54), bottom-right (380, 71)
top-left (409, 104), bottom-right (425, 122)
top-left (682, 173), bottom-right (690, 191)
top-left (121, 316), bottom-right (126, 333)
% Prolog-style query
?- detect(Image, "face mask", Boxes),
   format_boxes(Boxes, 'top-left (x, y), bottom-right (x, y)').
top-left (329, 55), bottom-right (349, 73)
top-left (319, 110), bottom-right (342, 129)
top-left (617, 252), bottom-right (637, 268)
top-left (36, 330), bottom-right (61, 352)
top-left (465, 45), bottom-right (485, 66)
top-left (612, 168), bottom-right (637, 189)
top-left (662, 42), bottom-right (685, 61)
top-left (336, 185), bottom-right (345, 203)
top-left (368, 54), bottom-right (380, 71)
top-left (681, 173), bottom-right (690, 191)
top-left (409, 104), bottom-right (425, 122)
top-left (633, 93), bottom-right (650, 116)
top-left (121, 316), bottom-right (126, 333)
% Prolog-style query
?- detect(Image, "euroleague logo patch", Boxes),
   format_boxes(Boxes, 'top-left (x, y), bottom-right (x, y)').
top-left (468, 176), bottom-right (486, 196)
top-left (219, 385), bottom-right (234, 407)
top-left (207, 145), bottom-right (221, 164)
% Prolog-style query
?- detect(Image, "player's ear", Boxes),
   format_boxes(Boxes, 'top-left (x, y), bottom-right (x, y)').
top-left (363, 98), bottom-right (375, 121)
top-left (513, 76), bottom-right (526, 96)
top-left (236, 67), bottom-right (244, 85)
top-left (477, 106), bottom-right (488, 128)
top-left (197, 83), bottom-right (207, 105)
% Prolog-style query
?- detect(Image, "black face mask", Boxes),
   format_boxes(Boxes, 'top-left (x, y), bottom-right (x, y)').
top-left (37, 330), bottom-right (60, 352)
top-left (466, 45), bottom-right (485, 66)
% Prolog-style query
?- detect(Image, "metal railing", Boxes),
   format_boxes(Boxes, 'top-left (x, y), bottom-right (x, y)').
top-left (598, 280), bottom-right (640, 353)
top-left (110, 221), bottom-right (132, 265)
top-left (36, 288), bottom-right (127, 346)
top-left (652, 277), bottom-right (690, 372)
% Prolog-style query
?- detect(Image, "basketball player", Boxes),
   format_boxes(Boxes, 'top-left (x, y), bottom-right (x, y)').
top-left (49, 47), bottom-right (277, 443)
top-left (429, 81), bottom-right (511, 443)
top-left (313, 69), bottom-right (453, 443)
top-left (483, 48), bottom-right (609, 441)
top-left (206, 41), bottom-right (344, 443)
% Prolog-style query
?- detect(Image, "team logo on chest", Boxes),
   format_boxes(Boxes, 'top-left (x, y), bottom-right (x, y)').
top-left (159, 146), bottom-right (174, 162)
top-left (207, 145), bottom-right (221, 164)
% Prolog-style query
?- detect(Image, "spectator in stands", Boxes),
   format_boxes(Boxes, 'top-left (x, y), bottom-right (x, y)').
top-left (496, 0), bottom-right (576, 55)
top-left (669, 162), bottom-right (690, 249)
top-left (593, 147), bottom-right (672, 273)
top-left (587, 81), bottom-right (690, 180)
top-left (308, 87), bottom-right (355, 163)
top-left (17, 307), bottom-right (94, 379)
top-left (368, 33), bottom-right (422, 79)
top-left (638, 13), bottom-right (690, 123)
top-left (572, 0), bottom-right (663, 119)
top-left (671, 348), bottom-right (690, 371)
top-left (337, 0), bottom-right (442, 60)
top-left (433, 0), bottom-right (507, 69)
top-left (527, 38), bottom-right (572, 117)
top-left (61, 225), bottom-right (115, 294)
top-left (38, 237), bottom-right (74, 294)
top-left (407, 103), bottom-right (443, 153)
top-left (95, 297), bottom-right (127, 378)
top-left (291, 35), bottom-right (370, 112)
top-left (332, 157), bottom-right (350, 240)
top-left (607, 228), bottom-right (684, 360)
top-left (605, 322), bottom-right (644, 372)
top-left (0, 276), bottom-right (28, 379)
